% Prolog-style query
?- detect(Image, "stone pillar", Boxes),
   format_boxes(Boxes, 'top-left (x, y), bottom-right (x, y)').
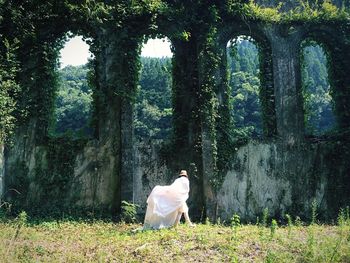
top-left (114, 37), bottom-right (140, 205)
top-left (171, 37), bottom-right (204, 219)
top-left (201, 126), bottom-right (217, 220)
top-left (120, 98), bottom-right (134, 203)
top-left (97, 30), bottom-right (139, 212)
top-left (118, 39), bottom-right (141, 204)
top-left (172, 38), bottom-right (201, 149)
top-left (259, 42), bottom-right (277, 137)
top-left (201, 40), bottom-right (228, 221)
top-left (98, 33), bottom-right (122, 212)
top-left (266, 26), bottom-right (304, 144)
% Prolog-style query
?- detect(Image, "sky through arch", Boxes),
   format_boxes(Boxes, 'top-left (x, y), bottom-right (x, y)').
top-left (59, 37), bottom-right (172, 68)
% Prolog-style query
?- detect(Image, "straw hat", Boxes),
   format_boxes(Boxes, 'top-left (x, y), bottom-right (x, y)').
top-left (179, 170), bottom-right (188, 177)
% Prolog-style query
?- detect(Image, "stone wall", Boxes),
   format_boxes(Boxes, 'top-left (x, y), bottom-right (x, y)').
top-left (4, 130), bottom-right (121, 214)
top-left (217, 142), bottom-right (311, 222)
top-left (133, 141), bottom-right (172, 213)
top-left (218, 139), bottom-right (349, 222)
top-left (132, 139), bottom-right (349, 222)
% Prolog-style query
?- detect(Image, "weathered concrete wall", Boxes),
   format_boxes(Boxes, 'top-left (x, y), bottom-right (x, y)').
top-left (216, 140), bottom-right (349, 222)
top-left (4, 119), bottom-right (44, 205)
top-left (129, 138), bottom-right (349, 223)
top-left (4, 130), bottom-right (120, 213)
top-left (69, 139), bottom-right (117, 211)
top-left (126, 139), bottom-right (349, 222)
top-left (263, 24), bottom-right (305, 144)
top-left (3, 120), bottom-right (348, 221)
top-left (133, 141), bottom-right (171, 212)
top-left (218, 142), bottom-right (292, 221)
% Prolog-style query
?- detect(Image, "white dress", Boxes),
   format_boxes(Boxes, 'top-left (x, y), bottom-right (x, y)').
top-left (143, 176), bottom-right (189, 229)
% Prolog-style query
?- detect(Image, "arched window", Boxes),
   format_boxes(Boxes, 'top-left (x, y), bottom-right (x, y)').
top-left (51, 34), bottom-right (94, 137)
top-left (227, 36), bottom-right (263, 138)
top-left (135, 37), bottom-right (173, 141)
top-left (301, 41), bottom-right (335, 136)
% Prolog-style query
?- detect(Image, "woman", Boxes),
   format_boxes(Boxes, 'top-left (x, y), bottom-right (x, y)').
top-left (143, 170), bottom-right (194, 229)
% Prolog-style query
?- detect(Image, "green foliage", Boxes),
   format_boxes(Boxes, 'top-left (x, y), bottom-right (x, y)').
top-left (52, 56), bottom-right (173, 141)
top-left (228, 39), bottom-right (263, 138)
top-left (121, 200), bottom-right (139, 223)
top-left (215, 35), bottom-right (276, 190)
top-left (294, 216), bottom-right (302, 227)
top-left (28, 136), bottom-right (88, 216)
top-left (337, 206), bottom-right (350, 226)
top-left (52, 64), bottom-right (93, 137)
top-left (231, 213), bottom-right (241, 228)
top-left (198, 23), bottom-right (221, 191)
top-left (0, 38), bottom-right (20, 142)
top-left (244, 0), bottom-right (349, 22)
top-left (228, 38), bottom-right (335, 139)
top-left (306, 224), bottom-right (316, 260)
top-left (247, 0), bottom-right (282, 22)
top-left (285, 214), bottom-right (293, 237)
top-left (262, 207), bottom-right (269, 227)
top-left (16, 211), bottom-right (28, 227)
top-left (230, 213), bottom-right (241, 240)
top-left (270, 219), bottom-right (277, 238)
top-left (302, 43), bottom-right (335, 135)
top-left (1, 0), bottom-right (350, 221)
top-left (230, 71), bottom-right (262, 136)
top-left (311, 199), bottom-right (318, 225)
top-left (135, 57), bottom-right (173, 140)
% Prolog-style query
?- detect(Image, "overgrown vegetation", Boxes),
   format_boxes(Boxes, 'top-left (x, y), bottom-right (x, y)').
top-left (0, 38), bottom-right (20, 143)
top-left (135, 57), bottom-right (173, 140)
top-left (228, 38), bottom-right (263, 137)
top-left (302, 42), bottom-right (335, 135)
top-left (0, 212), bottom-right (349, 262)
top-left (52, 65), bottom-right (93, 137)
top-left (240, 0), bottom-right (350, 22)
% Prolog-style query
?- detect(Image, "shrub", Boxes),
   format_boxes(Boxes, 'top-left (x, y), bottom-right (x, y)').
top-left (121, 201), bottom-right (139, 223)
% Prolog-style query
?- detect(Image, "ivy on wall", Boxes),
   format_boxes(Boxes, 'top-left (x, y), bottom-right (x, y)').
top-left (0, 38), bottom-right (20, 143)
top-left (31, 136), bottom-right (88, 216)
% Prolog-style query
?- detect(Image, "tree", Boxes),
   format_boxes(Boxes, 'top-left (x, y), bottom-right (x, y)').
top-left (228, 38), bottom-right (263, 137)
top-left (302, 44), bottom-right (335, 135)
top-left (134, 57), bottom-right (173, 140)
top-left (52, 64), bottom-right (93, 137)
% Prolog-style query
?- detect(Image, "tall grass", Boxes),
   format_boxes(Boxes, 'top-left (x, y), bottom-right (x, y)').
top-left (0, 208), bottom-right (349, 262)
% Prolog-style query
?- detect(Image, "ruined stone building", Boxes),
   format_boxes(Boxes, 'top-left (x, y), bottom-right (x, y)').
top-left (0, 0), bottom-right (349, 221)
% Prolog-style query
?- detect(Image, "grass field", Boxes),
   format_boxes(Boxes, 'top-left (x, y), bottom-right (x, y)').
top-left (0, 213), bottom-right (350, 262)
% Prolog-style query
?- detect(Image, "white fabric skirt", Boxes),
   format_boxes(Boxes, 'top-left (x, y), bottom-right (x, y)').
top-left (143, 177), bottom-right (189, 229)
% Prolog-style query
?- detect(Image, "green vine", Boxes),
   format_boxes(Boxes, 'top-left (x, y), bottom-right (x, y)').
top-left (30, 136), bottom-right (88, 216)
top-left (0, 38), bottom-right (20, 143)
